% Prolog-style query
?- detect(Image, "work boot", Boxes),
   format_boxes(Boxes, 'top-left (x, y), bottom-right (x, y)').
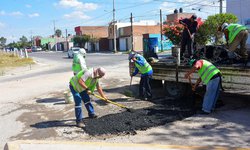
top-left (89, 114), bottom-right (98, 119)
top-left (76, 121), bottom-right (85, 128)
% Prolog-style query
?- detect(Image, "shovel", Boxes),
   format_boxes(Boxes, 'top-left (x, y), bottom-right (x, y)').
top-left (91, 93), bottom-right (134, 112)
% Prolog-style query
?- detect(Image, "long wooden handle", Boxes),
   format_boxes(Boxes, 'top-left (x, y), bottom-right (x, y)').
top-left (92, 93), bottom-right (128, 109)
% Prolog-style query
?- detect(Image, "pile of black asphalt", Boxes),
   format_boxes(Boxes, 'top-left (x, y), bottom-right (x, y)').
top-left (84, 96), bottom-right (198, 136)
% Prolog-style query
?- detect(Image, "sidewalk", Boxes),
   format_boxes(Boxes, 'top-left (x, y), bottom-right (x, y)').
top-left (5, 140), bottom-right (250, 150)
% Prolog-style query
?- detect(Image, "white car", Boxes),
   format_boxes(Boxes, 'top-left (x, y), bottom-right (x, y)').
top-left (67, 47), bottom-right (81, 58)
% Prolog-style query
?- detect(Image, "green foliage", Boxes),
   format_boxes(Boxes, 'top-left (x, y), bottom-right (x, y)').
top-left (0, 37), bottom-right (7, 47)
top-left (55, 29), bottom-right (62, 37)
top-left (19, 36), bottom-right (29, 48)
top-left (195, 13), bottom-right (238, 45)
top-left (73, 34), bottom-right (91, 48)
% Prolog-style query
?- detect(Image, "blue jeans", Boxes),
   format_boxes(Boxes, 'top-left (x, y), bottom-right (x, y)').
top-left (69, 85), bottom-right (95, 123)
top-left (202, 77), bottom-right (221, 113)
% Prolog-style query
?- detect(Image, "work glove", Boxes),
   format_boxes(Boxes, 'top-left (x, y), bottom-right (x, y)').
top-left (86, 88), bottom-right (92, 95)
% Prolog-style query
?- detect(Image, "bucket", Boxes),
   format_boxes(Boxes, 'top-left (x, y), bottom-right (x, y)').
top-left (64, 90), bottom-right (74, 104)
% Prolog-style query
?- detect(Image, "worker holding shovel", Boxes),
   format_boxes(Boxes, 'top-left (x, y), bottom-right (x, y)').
top-left (179, 14), bottom-right (198, 60)
top-left (69, 67), bottom-right (107, 128)
top-left (129, 52), bottom-right (153, 101)
top-left (185, 59), bottom-right (222, 115)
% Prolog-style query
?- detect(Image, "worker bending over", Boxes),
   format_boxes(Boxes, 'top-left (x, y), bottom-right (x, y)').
top-left (185, 59), bottom-right (222, 114)
top-left (219, 23), bottom-right (249, 64)
top-left (129, 52), bottom-right (153, 100)
top-left (69, 67), bottom-right (107, 128)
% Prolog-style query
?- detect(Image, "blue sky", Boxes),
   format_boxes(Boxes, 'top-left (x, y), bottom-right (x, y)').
top-left (0, 0), bottom-right (226, 43)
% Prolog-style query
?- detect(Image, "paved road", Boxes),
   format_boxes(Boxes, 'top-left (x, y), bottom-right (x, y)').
top-left (0, 51), bottom-right (128, 82)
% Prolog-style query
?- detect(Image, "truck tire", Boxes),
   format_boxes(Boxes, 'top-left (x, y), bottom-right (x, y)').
top-left (164, 81), bottom-right (189, 99)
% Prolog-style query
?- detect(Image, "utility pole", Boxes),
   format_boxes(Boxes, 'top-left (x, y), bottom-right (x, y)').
top-left (160, 9), bottom-right (163, 52)
top-left (219, 0), bottom-right (223, 14)
top-left (52, 20), bottom-right (57, 51)
top-left (65, 29), bottom-right (68, 51)
top-left (30, 30), bottom-right (33, 47)
top-left (113, 0), bottom-right (117, 53)
top-left (130, 13), bottom-right (134, 52)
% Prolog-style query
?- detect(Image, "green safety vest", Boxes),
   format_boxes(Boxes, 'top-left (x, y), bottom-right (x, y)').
top-left (198, 60), bottom-right (220, 85)
top-left (227, 24), bottom-right (247, 44)
top-left (70, 68), bottom-right (98, 93)
top-left (72, 54), bottom-right (82, 74)
top-left (135, 58), bottom-right (152, 74)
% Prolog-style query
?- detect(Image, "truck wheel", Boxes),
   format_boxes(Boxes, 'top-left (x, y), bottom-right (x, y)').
top-left (164, 81), bottom-right (189, 99)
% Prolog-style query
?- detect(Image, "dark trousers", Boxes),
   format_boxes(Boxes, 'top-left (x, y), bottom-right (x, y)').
top-left (181, 37), bottom-right (193, 58)
top-left (139, 75), bottom-right (152, 98)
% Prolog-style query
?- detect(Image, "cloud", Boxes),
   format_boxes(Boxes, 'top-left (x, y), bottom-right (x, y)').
top-left (57, 0), bottom-right (98, 11)
top-left (0, 10), bottom-right (6, 15)
top-left (0, 22), bottom-right (5, 28)
top-left (9, 11), bottom-right (23, 16)
top-left (25, 4), bottom-right (32, 8)
top-left (63, 11), bottom-right (90, 20)
top-left (28, 13), bottom-right (40, 18)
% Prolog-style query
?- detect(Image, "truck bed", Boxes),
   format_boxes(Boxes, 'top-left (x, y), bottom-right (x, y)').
top-left (151, 58), bottom-right (250, 91)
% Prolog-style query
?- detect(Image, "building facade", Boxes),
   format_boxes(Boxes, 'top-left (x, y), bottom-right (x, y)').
top-left (227, 0), bottom-right (250, 48)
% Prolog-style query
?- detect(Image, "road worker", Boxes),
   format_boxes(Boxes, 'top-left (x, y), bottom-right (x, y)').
top-left (72, 48), bottom-right (87, 75)
top-left (185, 59), bottom-right (222, 114)
top-left (219, 23), bottom-right (249, 64)
top-left (129, 52), bottom-right (153, 100)
top-left (69, 67), bottom-right (107, 128)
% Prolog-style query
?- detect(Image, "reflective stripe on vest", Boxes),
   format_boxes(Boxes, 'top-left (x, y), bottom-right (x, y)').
top-left (227, 24), bottom-right (247, 44)
top-left (72, 54), bottom-right (82, 74)
top-left (198, 60), bottom-right (220, 85)
top-left (70, 68), bottom-right (98, 93)
top-left (135, 60), bottom-right (152, 74)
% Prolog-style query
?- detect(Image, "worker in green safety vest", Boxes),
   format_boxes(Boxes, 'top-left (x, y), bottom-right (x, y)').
top-left (72, 48), bottom-right (87, 75)
top-left (185, 59), bottom-right (222, 115)
top-left (128, 52), bottom-right (153, 100)
top-left (219, 23), bottom-right (249, 63)
top-left (69, 67), bottom-right (107, 128)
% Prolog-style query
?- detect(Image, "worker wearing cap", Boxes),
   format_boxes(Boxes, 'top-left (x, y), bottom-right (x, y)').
top-left (69, 67), bottom-right (107, 128)
top-left (72, 48), bottom-right (87, 75)
top-left (185, 59), bottom-right (222, 114)
top-left (219, 23), bottom-right (248, 63)
top-left (129, 53), bottom-right (153, 100)
top-left (179, 14), bottom-right (198, 59)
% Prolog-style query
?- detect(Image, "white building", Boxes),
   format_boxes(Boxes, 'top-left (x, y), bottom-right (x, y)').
top-left (227, 0), bottom-right (250, 48)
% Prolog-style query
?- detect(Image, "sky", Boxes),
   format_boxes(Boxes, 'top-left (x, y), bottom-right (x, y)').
top-left (0, 0), bottom-right (226, 43)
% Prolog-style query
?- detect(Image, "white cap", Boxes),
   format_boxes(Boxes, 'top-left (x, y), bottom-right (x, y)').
top-left (221, 23), bottom-right (228, 31)
top-left (128, 52), bottom-right (135, 60)
top-left (79, 48), bottom-right (86, 57)
top-left (96, 67), bottom-right (106, 77)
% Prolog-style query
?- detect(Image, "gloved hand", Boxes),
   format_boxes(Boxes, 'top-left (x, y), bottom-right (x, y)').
top-left (86, 89), bottom-right (92, 95)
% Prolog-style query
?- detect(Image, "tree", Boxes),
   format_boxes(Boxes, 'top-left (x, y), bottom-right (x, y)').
top-left (73, 34), bottom-right (90, 48)
top-left (18, 36), bottom-right (30, 48)
top-left (195, 13), bottom-right (238, 46)
top-left (0, 37), bottom-right (7, 48)
top-left (55, 29), bottom-right (62, 37)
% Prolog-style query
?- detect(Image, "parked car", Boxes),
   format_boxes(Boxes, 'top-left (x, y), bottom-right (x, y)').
top-left (67, 47), bottom-right (82, 58)
top-left (25, 47), bottom-right (32, 53)
top-left (32, 46), bottom-right (42, 52)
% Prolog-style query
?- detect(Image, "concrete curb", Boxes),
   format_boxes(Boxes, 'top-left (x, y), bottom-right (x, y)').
top-left (4, 140), bottom-right (250, 150)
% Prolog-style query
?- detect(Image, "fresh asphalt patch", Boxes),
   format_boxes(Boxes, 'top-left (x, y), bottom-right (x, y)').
top-left (83, 97), bottom-right (196, 136)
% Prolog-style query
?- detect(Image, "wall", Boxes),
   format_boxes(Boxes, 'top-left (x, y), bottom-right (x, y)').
top-left (227, 0), bottom-right (250, 48)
